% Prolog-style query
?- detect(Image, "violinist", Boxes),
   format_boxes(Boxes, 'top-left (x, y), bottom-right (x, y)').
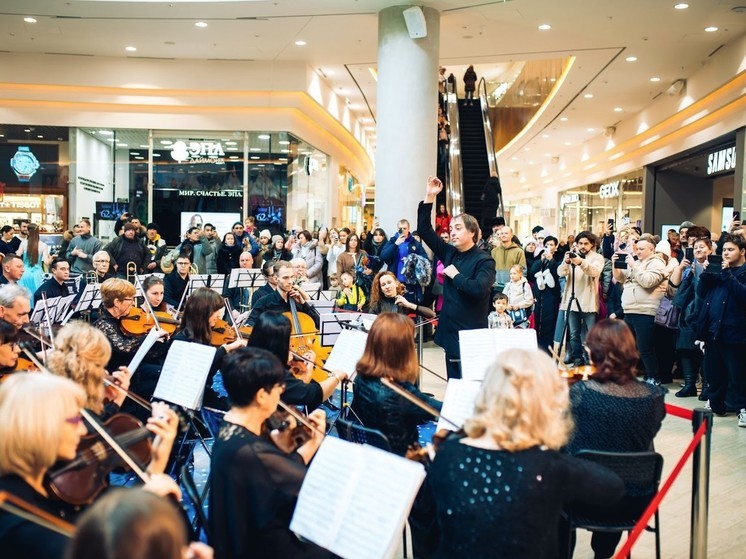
top-left (349, 313), bottom-right (442, 456)
top-left (67, 489), bottom-right (213, 559)
top-left (93, 279), bottom-right (168, 398)
top-left (368, 271), bottom-right (436, 319)
top-left (0, 373), bottom-right (183, 559)
top-left (0, 284), bottom-right (31, 331)
top-left (209, 347), bottom-right (329, 559)
top-left (246, 260), bottom-right (317, 327)
top-left (0, 320), bottom-right (21, 377)
top-left (141, 275), bottom-right (168, 312)
top-left (172, 287), bottom-right (246, 409)
top-left (413, 349), bottom-right (624, 559)
top-left (562, 319), bottom-right (666, 559)
top-left (248, 311), bottom-right (347, 410)
top-left (163, 253), bottom-right (191, 308)
top-left (90, 251), bottom-right (114, 284)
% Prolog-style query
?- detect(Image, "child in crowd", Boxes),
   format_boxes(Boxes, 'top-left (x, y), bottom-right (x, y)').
top-left (503, 264), bottom-right (534, 329)
top-left (328, 273), bottom-right (341, 296)
top-left (335, 271), bottom-right (366, 311)
top-left (488, 293), bottom-right (513, 329)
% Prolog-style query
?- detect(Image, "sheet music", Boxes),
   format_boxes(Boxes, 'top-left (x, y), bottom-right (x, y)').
top-left (437, 379), bottom-right (482, 431)
top-left (228, 268), bottom-right (266, 289)
top-left (53, 295), bottom-right (76, 323)
top-left (459, 328), bottom-right (537, 382)
top-left (323, 329), bottom-right (368, 379)
top-left (126, 327), bottom-right (162, 375)
top-left (290, 437), bottom-right (426, 559)
top-left (30, 296), bottom-right (61, 324)
top-left (153, 341), bottom-right (216, 410)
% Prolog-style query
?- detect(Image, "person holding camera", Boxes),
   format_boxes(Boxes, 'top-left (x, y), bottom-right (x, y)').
top-left (612, 233), bottom-right (670, 385)
top-left (381, 218), bottom-right (428, 303)
top-left (557, 231), bottom-right (605, 366)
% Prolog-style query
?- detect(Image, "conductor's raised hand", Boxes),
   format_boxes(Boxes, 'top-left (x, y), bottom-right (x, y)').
top-left (425, 176), bottom-right (443, 203)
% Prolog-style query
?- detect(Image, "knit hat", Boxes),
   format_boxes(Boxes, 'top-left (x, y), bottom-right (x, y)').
top-left (259, 229), bottom-right (271, 239)
top-left (271, 234), bottom-right (284, 246)
top-left (655, 239), bottom-right (671, 254)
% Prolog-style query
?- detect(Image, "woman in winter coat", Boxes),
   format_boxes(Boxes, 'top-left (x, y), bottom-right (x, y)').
top-left (216, 232), bottom-right (243, 274)
top-left (463, 65), bottom-right (477, 105)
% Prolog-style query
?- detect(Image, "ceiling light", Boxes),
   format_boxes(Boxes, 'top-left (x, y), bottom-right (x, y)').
top-left (295, 40), bottom-right (307, 46)
top-left (258, 134), bottom-right (270, 140)
top-left (250, 156), bottom-right (260, 160)
top-left (24, 128), bottom-right (31, 132)
top-left (614, 107), bottom-right (623, 112)
top-left (674, 3), bottom-right (689, 9)
top-left (195, 21), bottom-right (208, 28)
top-left (625, 56), bottom-right (637, 62)
top-left (279, 158), bottom-right (288, 163)
top-left (538, 24), bottom-right (551, 31)
top-left (541, 134), bottom-right (549, 138)
top-left (135, 157), bottom-right (144, 160)
top-left (587, 128), bottom-right (595, 132)
top-left (24, 17), bottom-right (37, 23)
top-left (511, 156), bottom-right (518, 161)
top-left (650, 76), bottom-right (661, 82)
top-left (117, 143), bottom-right (128, 147)
top-left (98, 130), bottom-right (113, 135)
top-left (139, 144), bottom-right (149, 148)
top-left (564, 142), bottom-right (572, 146)
top-left (280, 149), bottom-right (290, 153)
top-left (704, 26), bottom-right (718, 32)
top-left (560, 117), bottom-right (568, 122)
top-left (279, 140), bottom-right (290, 145)
top-left (229, 156), bottom-right (239, 160)
top-left (37, 135), bottom-right (43, 138)
top-left (160, 140), bottom-right (172, 145)
top-left (125, 46), bottom-right (137, 52)
top-left (153, 153), bottom-right (161, 157)
top-left (583, 93), bottom-right (594, 99)
top-left (130, 152), bottom-right (139, 156)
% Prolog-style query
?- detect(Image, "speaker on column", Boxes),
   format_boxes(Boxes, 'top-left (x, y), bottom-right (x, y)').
top-left (403, 6), bottom-right (427, 39)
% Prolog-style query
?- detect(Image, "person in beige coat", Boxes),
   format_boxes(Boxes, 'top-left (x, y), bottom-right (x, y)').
top-left (557, 231), bottom-right (605, 365)
top-left (612, 233), bottom-right (670, 384)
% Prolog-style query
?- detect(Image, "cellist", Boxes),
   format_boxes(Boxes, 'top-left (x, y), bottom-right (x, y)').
top-left (246, 261), bottom-right (317, 328)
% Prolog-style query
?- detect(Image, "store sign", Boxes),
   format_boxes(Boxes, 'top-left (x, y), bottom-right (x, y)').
top-left (706, 147), bottom-right (737, 175)
top-left (170, 141), bottom-right (226, 164)
top-left (560, 193), bottom-right (579, 209)
top-left (599, 180), bottom-right (620, 199)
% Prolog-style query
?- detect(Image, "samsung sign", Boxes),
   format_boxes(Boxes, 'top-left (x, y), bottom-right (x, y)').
top-left (706, 147), bottom-right (737, 176)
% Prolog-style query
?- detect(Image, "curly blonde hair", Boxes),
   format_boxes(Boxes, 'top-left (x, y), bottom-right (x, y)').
top-left (464, 349), bottom-right (571, 451)
top-left (47, 321), bottom-right (112, 414)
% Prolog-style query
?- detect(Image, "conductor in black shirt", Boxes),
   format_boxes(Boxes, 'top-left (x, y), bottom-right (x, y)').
top-left (417, 176), bottom-right (495, 378)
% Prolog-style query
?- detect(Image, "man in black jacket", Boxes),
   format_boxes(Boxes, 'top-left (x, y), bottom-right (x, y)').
top-left (34, 258), bottom-right (77, 301)
top-left (418, 176), bottom-right (495, 378)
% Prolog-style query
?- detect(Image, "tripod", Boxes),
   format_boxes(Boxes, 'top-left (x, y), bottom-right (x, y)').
top-left (556, 261), bottom-right (586, 365)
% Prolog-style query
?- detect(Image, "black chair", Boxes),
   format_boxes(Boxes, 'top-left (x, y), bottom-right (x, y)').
top-left (334, 416), bottom-right (409, 558)
top-left (181, 464), bottom-right (211, 541)
top-left (564, 450), bottom-right (664, 559)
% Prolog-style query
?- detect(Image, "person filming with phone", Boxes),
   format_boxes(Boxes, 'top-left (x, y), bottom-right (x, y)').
top-left (380, 218), bottom-right (428, 304)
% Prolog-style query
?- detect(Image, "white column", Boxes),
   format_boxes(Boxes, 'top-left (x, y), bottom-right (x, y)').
top-left (375, 6), bottom-right (440, 233)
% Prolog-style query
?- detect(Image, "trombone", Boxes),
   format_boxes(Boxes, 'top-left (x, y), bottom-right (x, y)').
top-left (126, 261), bottom-right (138, 284)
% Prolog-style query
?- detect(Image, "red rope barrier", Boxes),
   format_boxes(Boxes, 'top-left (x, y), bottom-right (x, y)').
top-left (665, 403), bottom-right (694, 421)
top-left (613, 419), bottom-right (708, 559)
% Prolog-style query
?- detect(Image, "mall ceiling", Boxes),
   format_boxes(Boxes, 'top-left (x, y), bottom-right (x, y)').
top-left (1, 0), bottom-right (745, 180)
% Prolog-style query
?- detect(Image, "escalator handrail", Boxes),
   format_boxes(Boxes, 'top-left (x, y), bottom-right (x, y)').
top-left (477, 77), bottom-right (499, 180)
top-left (444, 88), bottom-right (464, 216)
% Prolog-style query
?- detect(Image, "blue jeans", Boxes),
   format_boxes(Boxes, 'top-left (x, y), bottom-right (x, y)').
top-left (624, 313), bottom-right (658, 380)
top-left (567, 311), bottom-right (596, 364)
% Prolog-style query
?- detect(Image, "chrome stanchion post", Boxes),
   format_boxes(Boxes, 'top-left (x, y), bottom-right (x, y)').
top-left (690, 408), bottom-right (712, 559)
top-left (415, 319), bottom-right (424, 388)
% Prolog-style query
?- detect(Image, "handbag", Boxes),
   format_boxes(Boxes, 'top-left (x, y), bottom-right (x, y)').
top-left (507, 307), bottom-right (530, 326)
top-left (654, 296), bottom-right (680, 329)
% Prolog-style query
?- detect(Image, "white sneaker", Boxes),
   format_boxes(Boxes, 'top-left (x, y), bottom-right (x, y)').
top-left (738, 409), bottom-right (746, 428)
top-left (543, 269), bottom-right (556, 289)
top-left (535, 271), bottom-right (546, 290)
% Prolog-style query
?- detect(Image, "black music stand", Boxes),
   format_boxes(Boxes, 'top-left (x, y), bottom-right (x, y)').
top-left (228, 268), bottom-right (266, 312)
top-left (62, 283), bottom-right (102, 324)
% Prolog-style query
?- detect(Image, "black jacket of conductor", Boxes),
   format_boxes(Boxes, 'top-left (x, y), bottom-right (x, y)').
top-left (417, 201), bottom-right (495, 356)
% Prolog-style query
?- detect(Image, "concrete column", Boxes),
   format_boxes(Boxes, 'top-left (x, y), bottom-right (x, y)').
top-left (375, 6), bottom-right (439, 233)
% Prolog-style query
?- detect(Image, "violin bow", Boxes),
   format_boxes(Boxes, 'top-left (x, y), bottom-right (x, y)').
top-left (0, 491), bottom-right (76, 537)
top-left (277, 400), bottom-right (326, 438)
top-left (380, 377), bottom-right (460, 430)
top-left (103, 375), bottom-right (152, 412)
top-left (222, 297), bottom-right (242, 340)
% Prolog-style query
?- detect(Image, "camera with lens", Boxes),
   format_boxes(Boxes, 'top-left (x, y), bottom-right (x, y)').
top-left (567, 251), bottom-right (585, 260)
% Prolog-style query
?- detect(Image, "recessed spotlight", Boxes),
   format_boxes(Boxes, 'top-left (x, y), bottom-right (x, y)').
top-left (650, 76), bottom-right (661, 82)
top-left (295, 40), bottom-right (307, 46)
top-left (117, 143), bottom-right (128, 147)
top-left (564, 141), bottom-right (572, 146)
top-left (24, 17), bottom-right (37, 24)
top-left (195, 21), bottom-right (208, 28)
top-left (250, 156), bottom-right (260, 160)
top-left (125, 46), bottom-right (137, 52)
top-left (674, 3), bottom-right (689, 9)
top-left (279, 140), bottom-right (290, 145)
top-left (523, 147), bottom-right (531, 152)
top-left (614, 107), bottom-right (623, 112)
top-left (24, 129), bottom-right (31, 132)
top-left (160, 140), bottom-right (173, 145)
top-left (583, 93), bottom-right (594, 99)
top-left (625, 56), bottom-right (638, 62)
top-left (511, 156), bottom-right (518, 161)
top-left (37, 135), bottom-right (43, 138)
top-left (587, 128), bottom-right (595, 132)
top-left (542, 134), bottom-right (550, 139)
top-left (560, 117), bottom-right (568, 122)
top-left (257, 134), bottom-right (270, 140)
top-left (704, 26), bottom-right (718, 32)
top-left (538, 24), bottom-right (551, 31)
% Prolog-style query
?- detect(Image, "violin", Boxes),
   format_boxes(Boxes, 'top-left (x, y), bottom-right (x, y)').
top-left (559, 364), bottom-right (596, 385)
top-left (120, 307), bottom-right (179, 336)
top-left (210, 319), bottom-right (238, 346)
top-left (263, 400), bottom-right (323, 454)
top-left (47, 413), bottom-right (153, 506)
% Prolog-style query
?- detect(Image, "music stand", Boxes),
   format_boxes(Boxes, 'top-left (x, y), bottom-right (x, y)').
top-left (62, 283), bottom-right (102, 324)
top-left (186, 274), bottom-right (226, 297)
top-left (228, 268), bottom-right (266, 311)
top-left (30, 296), bottom-right (62, 329)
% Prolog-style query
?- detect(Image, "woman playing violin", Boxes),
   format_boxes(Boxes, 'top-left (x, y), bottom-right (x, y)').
top-left (0, 319), bottom-right (21, 378)
top-left (248, 311), bottom-right (347, 411)
top-left (0, 374), bottom-right (183, 559)
top-left (209, 347), bottom-right (329, 559)
top-left (141, 275), bottom-right (168, 313)
top-left (349, 313), bottom-right (442, 456)
top-left (172, 287), bottom-right (246, 409)
top-left (93, 279), bottom-right (168, 399)
top-left (368, 271), bottom-right (436, 319)
top-left (413, 349), bottom-right (624, 559)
